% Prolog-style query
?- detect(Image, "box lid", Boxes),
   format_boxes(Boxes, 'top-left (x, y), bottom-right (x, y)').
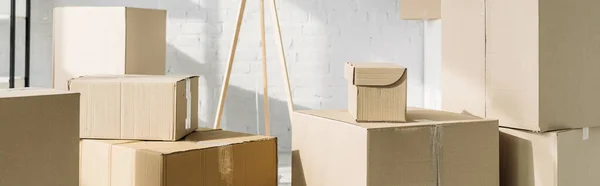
top-left (344, 62), bottom-right (406, 86)
top-left (68, 75), bottom-right (197, 85)
top-left (117, 129), bottom-right (275, 155)
top-left (296, 107), bottom-right (492, 129)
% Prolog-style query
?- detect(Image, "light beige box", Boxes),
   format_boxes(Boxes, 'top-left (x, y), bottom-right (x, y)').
top-left (0, 88), bottom-right (79, 186)
top-left (344, 62), bottom-right (407, 122)
top-left (400, 0), bottom-right (440, 20)
top-left (486, 0), bottom-right (600, 131)
top-left (53, 7), bottom-right (166, 90)
top-left (69, 75), bottom-right (198, 141)
top-left (292, 108), bottom-right (499, 186)
top-left (500, 127), bottom-right (600, 186)
top-left (80, 129), bottom-right (278, 186)
top-left (441, 0), bottom-right (486, 118)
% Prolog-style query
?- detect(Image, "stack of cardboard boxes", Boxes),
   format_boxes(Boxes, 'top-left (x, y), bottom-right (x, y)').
top-left (0, 6), bottom-right (278, 186)
top-left (403, 0), bottom-right (600, 185)
top-left (488, 1), bottom-right (600, 185)
top-left (54, 7), bottom-right (278, 186)
top-left (292, 62), bottom-right (500, 186)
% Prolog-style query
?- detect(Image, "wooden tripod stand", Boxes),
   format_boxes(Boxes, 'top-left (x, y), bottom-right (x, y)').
top-left (212, 0), bottom-right (294, 136)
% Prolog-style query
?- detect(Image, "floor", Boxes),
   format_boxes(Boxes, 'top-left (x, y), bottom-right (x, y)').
top-left (278, 166), bottom-right (292, 186)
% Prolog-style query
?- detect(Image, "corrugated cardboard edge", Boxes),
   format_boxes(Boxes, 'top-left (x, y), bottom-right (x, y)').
top-left (297, 110), bottom-right (496, 130)
top-left (345, 62), bottom-right (407, 86)
top-left (157, 136), bottom-right (277, 155)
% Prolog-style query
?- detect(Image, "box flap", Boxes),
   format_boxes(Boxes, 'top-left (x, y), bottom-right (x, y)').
top-left (116, 130), bottom-right (275, 154)
top-left (69, 75), bottom-right (198, 84)
top-left (295, 108), bottom-right (491, 129)
top-left (345, 62), bottom-right (406, 86)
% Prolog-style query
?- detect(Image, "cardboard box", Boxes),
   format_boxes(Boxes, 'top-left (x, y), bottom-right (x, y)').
top-left (53, 7), bottom-right (166, 90)
top-left (486, 0), bottom-right (600, 131)
top-left (69, 75), bottom-right (198, 141)
top-left (441, 0), bottom-right (486, 118)
top-left (292, 108), bottom-right (499, 186)
top-left (500, 127), bottom-right (600, 186)
top-left (400, 0), bottom-right (440, 20)
top-left (80, 129), bottom-right (278, 186)
top-left (344, 62), bottom-right (407, 122)
top-left (0, 88), bottom-right (79, 186)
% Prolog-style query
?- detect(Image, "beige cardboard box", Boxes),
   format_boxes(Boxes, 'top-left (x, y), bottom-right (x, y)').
top-left (344, 62), bottom-right (407, 122)
top-left (69, 75), bottom-right (198, 141)
top-left (486, 1), bottom-right (600, 131)
top-left (53, 7), bottom-right (166, 90)
top-left (500, 127), bottom-right (600, 186)
top-left (80, 129), bottom-right (278, 186)
top-left (400, 0), bottom-right (440, 20)
top-left (441, 0), bottom-right (486, 118)
top-left (0, 88), bottom-right (79, 186)
top-left (292, 108), bottom-right (499, 186)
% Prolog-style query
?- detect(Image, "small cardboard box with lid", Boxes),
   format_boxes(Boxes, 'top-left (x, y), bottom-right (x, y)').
top-left (344, 62), bottom-right (407, 122)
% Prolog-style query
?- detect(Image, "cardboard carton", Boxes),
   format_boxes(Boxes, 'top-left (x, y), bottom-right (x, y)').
top-left (80, 129), bottom-right (278, 186)
top-left (69, 75), bottom-right (198, 141)
top-left (0, 88), bottom-right (79, 186)
top-left (400, 0), bottom-right (440, 20)
top-left (500, 127), bottom-right (600, 186)
top-left (486, 0), bottom-right (600, 131)
top-left (53, 7), bottom-right (166, 90)
top-left (292, 108), bottom-right (499, 186)
top-left (441, 0), bottom-right (486, 118)
top-left (344, 62), bottom-right (407, 122)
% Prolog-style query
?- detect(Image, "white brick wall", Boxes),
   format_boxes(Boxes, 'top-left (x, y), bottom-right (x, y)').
top-left (3, 0), bottom-right (424, 175)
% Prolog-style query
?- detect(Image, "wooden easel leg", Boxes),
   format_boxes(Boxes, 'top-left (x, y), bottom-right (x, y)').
top-left (270, 0), bottom-right (295, 116)
top-left (213, 0), bottom-right (248, 129)
top-left (260, 0), bottom-right (271, 136)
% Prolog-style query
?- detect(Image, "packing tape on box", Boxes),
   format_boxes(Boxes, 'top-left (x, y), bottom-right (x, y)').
top-left (186, 78), bottom-right (192, 130)
top-left (218, 146), bottom-right (234, 185)
top-left (583, 127), bottom-right (589, 140)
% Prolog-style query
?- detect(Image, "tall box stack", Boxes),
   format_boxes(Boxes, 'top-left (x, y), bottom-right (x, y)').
top-left (0, 89), bottom-right (80, 186)
top-left (432, 0), bottom-right (600, 184)
top-left (293, 62), bottom-right (499, 186)
top-left (52, 6), bottom-right (279, 186)
top-left (71, 75), bottom-right (279, 185)
top-left (53, 7), bottom-right (166, 90)
top-left (487, 0), bottom-right (600, 185)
